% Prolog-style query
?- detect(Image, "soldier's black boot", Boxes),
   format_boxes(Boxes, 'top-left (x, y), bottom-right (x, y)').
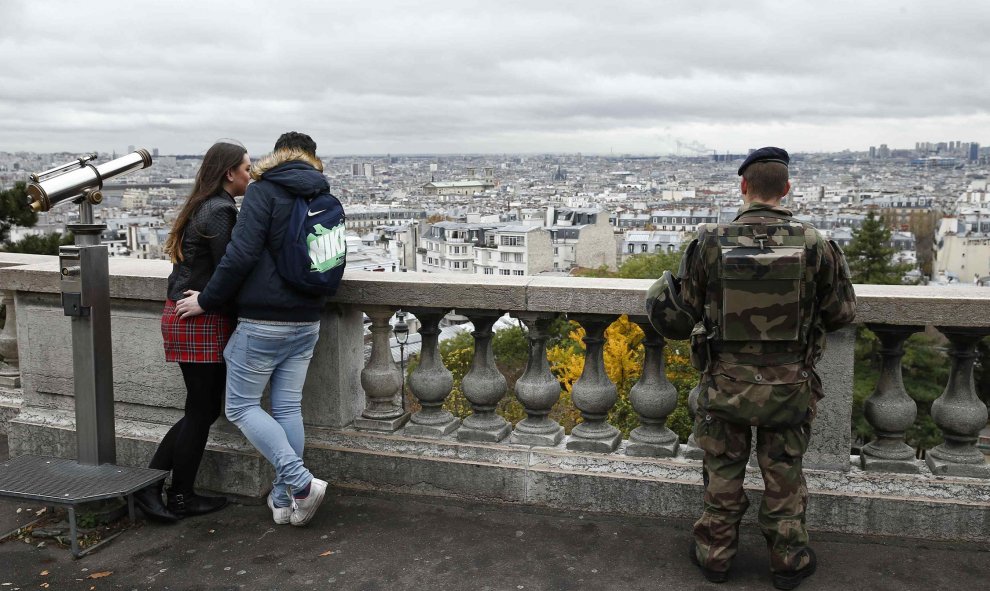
top-left (166, 490), bottom-right (229, 518)
top-left (133, 483), bottom-right (180, 523)
top-left (772, 547), bottom-right (817, 590)
top-left (689, 541), bottom-right (729, 583)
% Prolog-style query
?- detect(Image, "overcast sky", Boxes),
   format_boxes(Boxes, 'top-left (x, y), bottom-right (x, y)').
top-left (2, 0), bottom-right (988, 156)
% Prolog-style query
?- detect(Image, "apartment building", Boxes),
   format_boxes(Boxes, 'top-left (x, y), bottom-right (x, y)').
top-left (475, 225), bottom-right (552, 276)
top-left (418, 207), bottom-right (615, 275)
top-left (548, 207), bottom-right (617, 272)
top-left (621, 230), bottom-right (684, 262)
top-left (418, 222), bottom-right (491, 274)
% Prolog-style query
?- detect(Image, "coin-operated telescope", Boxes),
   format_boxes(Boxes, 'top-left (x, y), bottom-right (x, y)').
top-left (26, 150), bottom-right (154, 466)
top-left (27, 149), bottom-right (152, 213)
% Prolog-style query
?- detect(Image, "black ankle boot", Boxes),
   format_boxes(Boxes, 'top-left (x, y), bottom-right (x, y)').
top-left (133, 483), bottom-right (180, 523)
top-left (166, 490), bottom-right (229, 517)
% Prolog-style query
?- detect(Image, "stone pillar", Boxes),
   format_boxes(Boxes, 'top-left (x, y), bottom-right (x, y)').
top-left (510, 313), bottom-right (564, 446)
top-left (405, 310), bottom-right (459, 437)
top-left (302, 305), bottom-right (366, 429)
top-left (566, 315), bottom-right (621, 453)
top-left (926, 327), bottom-right (990, 478)
top-left (860, 324), bottom-right (923, 473)
top-left (0, 290), bottom-right (21, 387)
top-left (626, 319), bottom-right (678, 457)
top-left (456, 311), bottom-right (510, 442)
top-left (678, 379), bottom-right (705, 460)
top-left (354, 306), bottom-right (410, 432)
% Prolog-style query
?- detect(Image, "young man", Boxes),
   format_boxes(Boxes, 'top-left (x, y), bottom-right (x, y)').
top-left (175, 132), bottom-right (331, 526)
top-left (647, 147), bottom-right (856, 589)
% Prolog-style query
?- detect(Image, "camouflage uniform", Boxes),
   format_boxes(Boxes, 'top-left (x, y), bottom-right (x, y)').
top-left (679, 202), bottom-right (856, 575)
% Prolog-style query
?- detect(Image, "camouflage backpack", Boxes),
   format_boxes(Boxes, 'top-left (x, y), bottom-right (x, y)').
top-left (693, 213), bottom-right (821, 427)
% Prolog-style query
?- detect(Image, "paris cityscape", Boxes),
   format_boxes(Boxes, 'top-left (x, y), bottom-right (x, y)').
top-left (1, 140), bottom-right (987, 285)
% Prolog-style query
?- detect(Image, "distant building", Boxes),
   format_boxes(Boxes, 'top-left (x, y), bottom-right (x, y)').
top-left (547, 207), bottom-right (617, 272)
top-left (417, 207), bottom-right (616, 275)
top-left (346, 206), bottom-right (427, 230)
top-left (621, 230), bottom-right (684, 262)
top-left (422, 179), bottom-right (495, 197)
top-left (474, 225), bottom-right (552, 276)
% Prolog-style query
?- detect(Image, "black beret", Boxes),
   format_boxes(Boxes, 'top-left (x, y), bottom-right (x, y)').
top-left (737, 147), bottom-right (789, 175)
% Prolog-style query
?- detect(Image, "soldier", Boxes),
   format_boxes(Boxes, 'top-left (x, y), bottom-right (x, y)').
top-left (646, 147), bottom-right (856, 589)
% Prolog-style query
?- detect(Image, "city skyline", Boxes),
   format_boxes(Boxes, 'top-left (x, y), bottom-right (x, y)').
top-left (2, 1), bottom-right (989, 156)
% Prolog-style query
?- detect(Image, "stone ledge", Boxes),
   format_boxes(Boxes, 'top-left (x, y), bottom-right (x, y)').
top-left (303, 428), bottom-right (990, 541)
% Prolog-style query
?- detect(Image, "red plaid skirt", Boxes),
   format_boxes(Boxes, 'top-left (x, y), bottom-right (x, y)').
top-left (161, 299), bottom-right (235, 363)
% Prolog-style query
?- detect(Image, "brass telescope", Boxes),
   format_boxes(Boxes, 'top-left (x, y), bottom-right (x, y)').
top-left (26, 149), bottom-right (153, 212)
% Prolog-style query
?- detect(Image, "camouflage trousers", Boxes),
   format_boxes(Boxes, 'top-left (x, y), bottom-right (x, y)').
top-left (692, 402), bottom-right (816, 574)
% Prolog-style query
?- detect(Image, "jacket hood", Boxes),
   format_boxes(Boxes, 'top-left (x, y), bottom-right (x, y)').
top-left (250, 149), bottom-right (328, 198)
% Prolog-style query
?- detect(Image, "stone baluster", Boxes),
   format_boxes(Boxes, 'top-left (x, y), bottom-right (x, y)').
top-left (566, 315), bottom-right (621, 453)
top-left (0, 291), bottom-right (20, 387)
top-left (510, 313), bottom-right (564, 446)
top-left (354, 306), bottom-right (410, 432)
top-left (405, 310), bottom-right (460, 437)
top-left (678, 379), bottom-right (706, 460)
top-left (626, 318), bottom-right (679, 457)
top-left (926, 327), bottom-right (990, 478)
top-left (456, 311), bottom-right (510, 442)
top-left (860, 324), bottom-right (924, 473)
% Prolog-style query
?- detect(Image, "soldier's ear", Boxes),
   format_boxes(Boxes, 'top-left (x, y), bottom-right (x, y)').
top-left (783, 180), bottom-right (791, 197)
top-left (740, 177), bottom-right (748, 196)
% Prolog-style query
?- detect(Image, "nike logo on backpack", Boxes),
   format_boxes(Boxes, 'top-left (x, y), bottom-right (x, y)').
top-left (307, 209), bottom-right (328, 217)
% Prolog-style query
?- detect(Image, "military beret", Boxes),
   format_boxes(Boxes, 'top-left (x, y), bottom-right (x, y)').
top-left (737, 147), bottom-right (789, 176)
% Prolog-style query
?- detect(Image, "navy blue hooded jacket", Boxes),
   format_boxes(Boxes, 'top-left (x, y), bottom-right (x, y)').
top-left (197, 149), bottom-right (328, 322)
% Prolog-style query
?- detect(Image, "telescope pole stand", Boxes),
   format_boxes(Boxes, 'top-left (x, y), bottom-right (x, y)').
top-left (59, 200), bottom-right (116, 466)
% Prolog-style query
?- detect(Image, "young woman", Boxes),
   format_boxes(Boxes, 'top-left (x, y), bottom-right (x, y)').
top-left (133, 140), bottom-right (250, 522)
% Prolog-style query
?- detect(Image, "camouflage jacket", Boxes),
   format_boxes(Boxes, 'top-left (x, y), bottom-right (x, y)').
top-left (679, 202), bottom-right (856, 422)
top-left (678, 203), bottom-right (856, 428)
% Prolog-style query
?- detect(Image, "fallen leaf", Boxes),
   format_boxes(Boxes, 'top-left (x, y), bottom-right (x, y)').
top-left (86, 571), bottom-right (112, 579)
top-left (39, 571), bottom-right (48, 576)
top-left (208, 529), bottom-right (216, 534)
top-left (16, 508), bottom-right (22, 514)
top-left (40, 584), bottom-right (49, 589)
top-left (319, 550), bottom-right (334, 556)
top-left (35, 507), bottom-right (47, 516)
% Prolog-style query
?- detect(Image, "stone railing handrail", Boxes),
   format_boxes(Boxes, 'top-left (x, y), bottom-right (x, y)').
top-left (1, 256), bottom-right (988, 326)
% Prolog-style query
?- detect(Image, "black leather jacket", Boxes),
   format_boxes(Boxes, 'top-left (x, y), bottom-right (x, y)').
top-left (166, 192), bottom-right (238, 304)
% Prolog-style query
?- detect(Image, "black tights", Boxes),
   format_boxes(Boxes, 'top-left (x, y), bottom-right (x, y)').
top-left (149, 362), bottom-right (226, 493)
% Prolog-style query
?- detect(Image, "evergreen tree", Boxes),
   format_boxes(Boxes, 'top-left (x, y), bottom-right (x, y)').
top-left (4, 231), bottom-right (74, 255)
top-left (0, 182), bottom-right (39, 243)
top-left (844, 210), bottom-right (912, 284)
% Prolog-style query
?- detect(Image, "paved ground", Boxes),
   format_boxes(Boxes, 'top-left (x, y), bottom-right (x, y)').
top-left (2, 436), bottom-right (989, 591)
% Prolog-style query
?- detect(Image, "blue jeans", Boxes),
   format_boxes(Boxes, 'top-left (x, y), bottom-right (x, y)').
top-left (224, 320), bottom-right (321, 507)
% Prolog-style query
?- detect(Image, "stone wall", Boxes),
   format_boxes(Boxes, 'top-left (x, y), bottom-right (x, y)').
top-left (0, 257), bottom-right (988, 540)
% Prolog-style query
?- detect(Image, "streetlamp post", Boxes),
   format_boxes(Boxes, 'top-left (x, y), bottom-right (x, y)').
top-left (393, 310), bottom-right (409, 411)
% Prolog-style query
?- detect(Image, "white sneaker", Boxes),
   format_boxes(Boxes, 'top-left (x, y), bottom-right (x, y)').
top-left (268, 494), bottom-right (292, 525)
top-left (289, 478), bottom-right (327, 526)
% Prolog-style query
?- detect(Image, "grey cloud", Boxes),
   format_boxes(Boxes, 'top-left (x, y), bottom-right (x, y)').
top-left (2, 0), bottom-right (988, 154)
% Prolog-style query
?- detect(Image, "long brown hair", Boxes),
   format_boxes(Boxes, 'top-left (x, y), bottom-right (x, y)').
top-left (164, 141), bottom-right (247, 263)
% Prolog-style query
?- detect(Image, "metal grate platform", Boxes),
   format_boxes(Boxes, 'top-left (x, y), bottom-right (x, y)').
top-left (0, 455), bottom-right (168, 557)
top-left (0, 455), bottom-right (166, 503)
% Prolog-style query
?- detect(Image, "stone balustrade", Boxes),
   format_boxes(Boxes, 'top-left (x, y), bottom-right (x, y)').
top-left (0, 256), bottom-right (989, 541)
